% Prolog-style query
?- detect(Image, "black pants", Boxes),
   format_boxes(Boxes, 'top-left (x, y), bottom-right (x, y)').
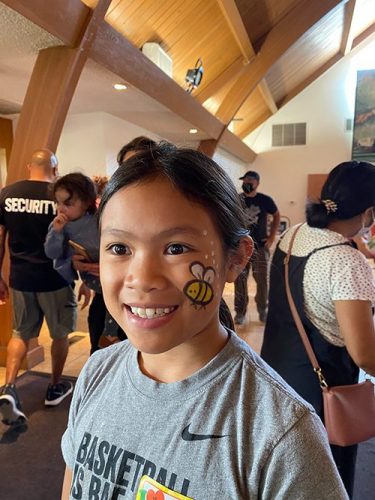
top-left (330, 444), bottom-right (358, 498)
top-left (234, 245), bottom-right (269, 317)
top-left (87, 293), bottom-right (126, 354)
top-left (87, 293), bottom-right (107, 354)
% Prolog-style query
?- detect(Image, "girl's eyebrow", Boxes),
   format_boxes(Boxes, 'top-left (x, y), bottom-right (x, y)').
top-left (101, 225), bottom-right (204, 238)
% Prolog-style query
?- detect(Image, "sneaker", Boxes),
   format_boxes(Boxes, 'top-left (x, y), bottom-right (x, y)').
top-left (234, 314), bottom-right (246, 325)
top-left (45, 381), bottom-right (73, 406)
top-left (0, 383), bottom-right (27, 426)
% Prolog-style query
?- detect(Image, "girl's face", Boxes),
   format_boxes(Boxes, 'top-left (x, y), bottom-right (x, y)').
top-left (55, 188), bottom-right (89, 221)
top-left (100, 177), bottom-right (240, 356)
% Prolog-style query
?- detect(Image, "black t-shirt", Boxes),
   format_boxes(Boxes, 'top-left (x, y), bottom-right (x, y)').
top-left (240, 192), bottom-right (278, 244)
top-left (0, 180), bottom-right (69, 291)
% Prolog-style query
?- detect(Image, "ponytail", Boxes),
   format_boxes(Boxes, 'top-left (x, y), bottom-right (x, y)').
top-left (219, 299), bottom-right (234, 330)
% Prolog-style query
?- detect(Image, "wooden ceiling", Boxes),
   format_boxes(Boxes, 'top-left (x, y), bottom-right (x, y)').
top-left (80, 0), bottom-right (375, 141)
top-left (1, 0), bottom-right (375, 164)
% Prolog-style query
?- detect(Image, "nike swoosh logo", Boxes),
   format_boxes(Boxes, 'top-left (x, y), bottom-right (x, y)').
top-left (181, 423), bottom-right (227, 441)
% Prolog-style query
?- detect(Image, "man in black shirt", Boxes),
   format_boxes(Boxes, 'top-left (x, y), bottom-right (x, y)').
top-left (234, 171), bottom-right (280, 325)
top-left (0, 149), bottom-right (76, 426)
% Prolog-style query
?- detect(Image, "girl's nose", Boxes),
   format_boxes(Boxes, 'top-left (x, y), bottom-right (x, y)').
top-left (125, 255), bottom-right (167, 292)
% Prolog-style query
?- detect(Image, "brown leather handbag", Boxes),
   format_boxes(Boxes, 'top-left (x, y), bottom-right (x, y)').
top-left (284, 224), bottom-right (375, 446)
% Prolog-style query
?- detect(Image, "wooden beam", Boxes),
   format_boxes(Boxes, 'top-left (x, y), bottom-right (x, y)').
top-left (220, 129), bottom-right (257, 162)
top-left (0, 118), bottom-right (13, 167)
top-left (340, 0), bottom-right (357, 55)
top-left (2, 0), bottom-right (89, 46)
top-left (195, 57), bottom-right (248, 104)
top-left (5, 0), bottom-right (257, 163)
top-left (276, 22), bottom-right (375, 111)
top-left (198, 139), bottom-right (218, 158)
top-left (7, 0), bottom-right (112, 183)
top-left (273, 21), bottom-right (375, 113)
top-left (91, 23), bottom-right (225, 140)
top-left (217, 0), bottom-right (255, 60)
top-left (352, 21), bottom-right (375, 49)
top-left (0, 118), bottom-right (13, 364)
top-left (215, 0), bottom-right (345, 124)
top-left (217, 0), bottom-right (277, 119)
top-left (257, 80), bottom-right (278, 114)
top-left (238, 110), bottom-right (272, 139)
top-left (277, 53), bottom-right (342, 108)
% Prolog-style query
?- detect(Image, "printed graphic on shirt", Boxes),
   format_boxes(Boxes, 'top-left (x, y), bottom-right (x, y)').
top-left (70, 432), bottom-right (191, 499)
top-left (136, 476), bottom-right (194, 500)
top-left (4, 197), bottom-right (56, 215)
top-left (183, 261), bottom-right (215, 309)
top-left (245, 205), bottom-right (261, 226)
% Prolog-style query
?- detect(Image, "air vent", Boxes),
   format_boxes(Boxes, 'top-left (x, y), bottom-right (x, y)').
top-left (142, 43), bottom-right (173, 77)
top-left (272, 123), bottom-right (306, 147)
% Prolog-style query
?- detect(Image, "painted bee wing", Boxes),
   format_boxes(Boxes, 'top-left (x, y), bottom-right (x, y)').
top-left (190, 262), bottom-right (204, 279)
top-left (203, 267), bottom-right (215, 283)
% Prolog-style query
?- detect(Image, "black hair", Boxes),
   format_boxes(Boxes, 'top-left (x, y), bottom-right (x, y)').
top-left (52, 172), bottom-right (97, 215)
top-left (306, 161), bottom-right (375, 228)
top-left (117, 136), bottom-right (157, 165)
top-left (99, 142), bottom-right (249, 330)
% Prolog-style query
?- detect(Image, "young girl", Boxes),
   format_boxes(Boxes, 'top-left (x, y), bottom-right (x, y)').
top-left (61, 144), bottom-right (347, 499)
top-left (44, 172), bottom-right (124, 354)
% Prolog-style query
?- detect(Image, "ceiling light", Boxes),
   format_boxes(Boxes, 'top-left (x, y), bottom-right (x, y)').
top-left (113, 83), bottom-right (127, 90)
top-left (189, 128), bottom-right (198, 134)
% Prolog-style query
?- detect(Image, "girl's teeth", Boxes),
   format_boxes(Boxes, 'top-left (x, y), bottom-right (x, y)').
top-left (130, 307), bottom-right (174, 318)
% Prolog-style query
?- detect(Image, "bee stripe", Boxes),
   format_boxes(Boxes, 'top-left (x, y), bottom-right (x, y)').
top-left (196, 283), bottom-right (207, 302)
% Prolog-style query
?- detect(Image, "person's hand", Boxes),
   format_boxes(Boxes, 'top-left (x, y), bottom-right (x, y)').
top-left (77, 282), bottom-right (91, 310)
top-left (52, 212), bottom-right (69, 232)
top-left (72, 254), bottom-right (100, 277)
top-left (265, 235), bottom-right (275, 249)
top-left (0, 277), bottom-right (9, 305)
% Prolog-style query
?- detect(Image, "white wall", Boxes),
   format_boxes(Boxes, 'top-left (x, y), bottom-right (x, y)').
top-left (245, 37), bottom-right (375, 225)
top-left (214, 148), bottom-right (248, 191)
top-left (56, 112), bottom-right (161, 177)
top-left (56, 112), bottom-right (247, 187)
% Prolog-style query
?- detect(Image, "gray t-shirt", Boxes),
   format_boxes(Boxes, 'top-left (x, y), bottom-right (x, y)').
top-left (62, 333), bottom-right (347, 499)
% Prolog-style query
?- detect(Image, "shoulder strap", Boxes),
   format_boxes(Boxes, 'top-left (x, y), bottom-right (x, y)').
top-left (284, 224), bottom-right (328, 388)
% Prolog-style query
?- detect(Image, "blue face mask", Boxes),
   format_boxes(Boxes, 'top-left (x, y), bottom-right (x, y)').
top-left (357, 209), bottom-right (374, 238)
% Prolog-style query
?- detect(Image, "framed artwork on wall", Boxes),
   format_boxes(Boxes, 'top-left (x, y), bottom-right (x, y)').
top-left (352, 69), bottom-right (375, 163)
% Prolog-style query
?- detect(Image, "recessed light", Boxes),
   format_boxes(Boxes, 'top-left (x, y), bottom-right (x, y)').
top-left (189, 128), bottom-right (198, 134)
top-left (113, 83), bottom-right (127, 90)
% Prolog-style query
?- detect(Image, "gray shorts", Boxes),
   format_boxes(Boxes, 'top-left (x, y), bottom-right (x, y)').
top-left (11, 287), bottom-right (77, 341)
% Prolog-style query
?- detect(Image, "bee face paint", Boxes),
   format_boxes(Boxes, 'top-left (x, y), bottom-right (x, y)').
top-left (183, 261), bottom-right (215, 308)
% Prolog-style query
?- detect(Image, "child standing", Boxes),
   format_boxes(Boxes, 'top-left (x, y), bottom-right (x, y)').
top-left (61, 145), bottom-right (347, 499)
top-left (44, 172), bottom-right (124, 354)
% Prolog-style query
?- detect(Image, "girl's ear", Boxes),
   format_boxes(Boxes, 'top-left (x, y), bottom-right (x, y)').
top-left (226, 236), bottom-right (253, 283)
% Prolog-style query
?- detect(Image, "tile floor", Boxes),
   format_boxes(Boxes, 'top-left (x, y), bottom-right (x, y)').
top-left (0, 279), bottom-right (264, 385)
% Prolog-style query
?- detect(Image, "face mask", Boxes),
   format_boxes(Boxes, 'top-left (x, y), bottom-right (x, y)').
top-left (242, 183), bottom-right (254, 194)
top-left (357, 210), bottom-right (374, 238)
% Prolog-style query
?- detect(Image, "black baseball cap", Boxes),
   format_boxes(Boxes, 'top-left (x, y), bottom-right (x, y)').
top-left (239, 170), bottom-right (260, 181)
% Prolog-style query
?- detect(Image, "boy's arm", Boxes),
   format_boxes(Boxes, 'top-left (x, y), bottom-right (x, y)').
top-left (265, 210), bottom-right (280, 248)
top-left (44, 223), bottom-right (67, 259)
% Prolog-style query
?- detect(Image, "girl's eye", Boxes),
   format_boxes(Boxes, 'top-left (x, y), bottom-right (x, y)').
top-left (165, 243), bottom-right (189, 255)
top-left (107, 243), bottom-right (130, 256)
